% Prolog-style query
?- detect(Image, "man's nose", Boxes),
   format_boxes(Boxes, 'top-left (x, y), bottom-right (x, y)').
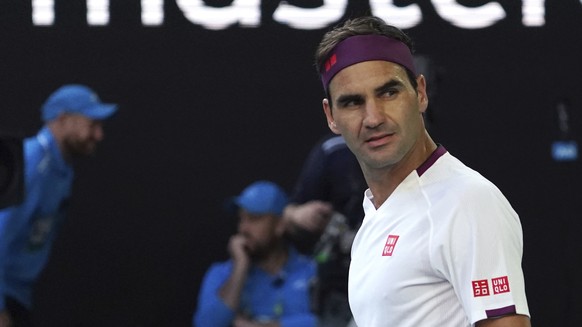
top-left (363, 99), bottom-right (385, 129)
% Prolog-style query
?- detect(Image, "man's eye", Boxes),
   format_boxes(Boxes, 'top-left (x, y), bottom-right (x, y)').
top-left (340, 98), bottom-right (363, 108)
top-left (383, 88), bottom-right (398, 97)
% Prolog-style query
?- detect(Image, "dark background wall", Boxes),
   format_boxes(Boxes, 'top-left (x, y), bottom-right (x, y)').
top-left (0, 1), bottom-right (581, 326)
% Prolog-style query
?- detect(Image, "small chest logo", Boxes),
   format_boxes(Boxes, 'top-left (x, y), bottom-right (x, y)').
top-left (382, 235), bottom-right (399, 256)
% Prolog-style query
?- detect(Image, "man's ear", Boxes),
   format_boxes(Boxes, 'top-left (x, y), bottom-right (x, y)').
top-left (416, 74), bottom-right (429, 113)
top-left (323, 99), bottom-right (340, 135)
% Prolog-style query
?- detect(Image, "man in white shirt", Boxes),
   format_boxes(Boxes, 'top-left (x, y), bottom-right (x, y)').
top-left (313, 16), bottom-right (531, 327)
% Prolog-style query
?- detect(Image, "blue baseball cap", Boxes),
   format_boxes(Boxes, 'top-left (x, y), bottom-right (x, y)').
top-left (41, 84), bottom-right (118, 122)
top-left (228, 180), bottom-right (289, 216)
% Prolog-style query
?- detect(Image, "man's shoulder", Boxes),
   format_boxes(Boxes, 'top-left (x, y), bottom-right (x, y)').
top-left (203, 259), bottom-right (235, 279)
top-left (287, 247), bottom-right (317, 272)
top-left (424, 153), bottom-right (516, 216)
top-left (425, 152), bottom-right (491, 187)
top-left (319, 134), bottom-right (348, 155)
top-left (24, 132), bottom-right (45, 160)
top-left (210, 259), bottom-right (233, 269)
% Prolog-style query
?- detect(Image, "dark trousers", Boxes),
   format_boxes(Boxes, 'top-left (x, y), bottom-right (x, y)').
top-left (4, 297), bottom-right (32, 327)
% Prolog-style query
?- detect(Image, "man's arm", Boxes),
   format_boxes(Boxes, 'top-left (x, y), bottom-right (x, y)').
top-left (285, 135), bottom-right (335, 234)
top-left (218, 235), bottom-right (251, 309)
top-left (476, 314), bottom-right (531, 327)
top-left (282, 201), bottom-right (332, 233)
top-left (193, 235), bottom-right (251, 327)
top-left (441, 183), bottom-right (531, 326)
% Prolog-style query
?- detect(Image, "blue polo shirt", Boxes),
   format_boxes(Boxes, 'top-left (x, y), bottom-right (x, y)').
top-left (193, 247), bottom-right (317, 327)
top-left (0, 126), bottom-right (73, 310)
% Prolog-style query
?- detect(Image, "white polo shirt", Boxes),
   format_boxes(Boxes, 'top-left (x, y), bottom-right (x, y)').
top-left (348, 148), bottom-right (530, 326)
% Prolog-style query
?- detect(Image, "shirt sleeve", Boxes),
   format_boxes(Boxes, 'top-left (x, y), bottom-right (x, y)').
top-left (431, 180), bottom-right (530, 324)
top-left (192, 263), bottom-right (235, 327)
top-left (0, 190), bottom-right (39, 312)
top-left (0, 139), bottom-right (42, 311)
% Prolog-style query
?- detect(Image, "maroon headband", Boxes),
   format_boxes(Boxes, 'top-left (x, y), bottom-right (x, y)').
top-left (320, 34), bottom-right (416, 92)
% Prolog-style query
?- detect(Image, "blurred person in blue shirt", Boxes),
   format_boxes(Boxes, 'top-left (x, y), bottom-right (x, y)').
top-left (193, 180), bottom-right (317, 327)
top-left (0, 84), bottom-right (117, 327)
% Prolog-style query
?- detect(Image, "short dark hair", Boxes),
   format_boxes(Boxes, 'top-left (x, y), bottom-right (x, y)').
top-left (315, 16), bottom-right (418, 96)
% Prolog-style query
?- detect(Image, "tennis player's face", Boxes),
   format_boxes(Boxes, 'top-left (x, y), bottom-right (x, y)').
top-left (62, 114), bottom-right (105, 157)
top-left (323, 60), bottom-right (428, 173)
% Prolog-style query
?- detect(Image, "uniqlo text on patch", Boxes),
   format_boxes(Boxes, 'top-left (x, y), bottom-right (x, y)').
top-left (492, 276), bottom-right (510, 295)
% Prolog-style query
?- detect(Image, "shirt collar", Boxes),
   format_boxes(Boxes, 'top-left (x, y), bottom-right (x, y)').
top-left (37, 126), bottom-right (72, 174)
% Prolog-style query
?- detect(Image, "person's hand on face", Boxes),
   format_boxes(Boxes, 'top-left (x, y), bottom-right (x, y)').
top-left (228, 234), bottom-right (251, 267)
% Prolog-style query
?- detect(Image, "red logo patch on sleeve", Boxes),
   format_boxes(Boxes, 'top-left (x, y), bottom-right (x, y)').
top-left (472, 279), bottom-right (490, 297)
top-left (492, 276), bottom-right (510, 294)
top-left (382, 235), bottom-right (399, 256)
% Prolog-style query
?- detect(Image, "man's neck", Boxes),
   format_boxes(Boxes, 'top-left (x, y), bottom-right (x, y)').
top-left (365, 132), bottom-right (437, 209)
top-left (257, 242), bottom-right (289, 275)
top-left (46, 122), bottom-right (72, 163)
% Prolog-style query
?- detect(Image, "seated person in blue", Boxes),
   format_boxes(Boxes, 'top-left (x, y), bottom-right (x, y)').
top-left (193, 180), bottom-right (317, 327)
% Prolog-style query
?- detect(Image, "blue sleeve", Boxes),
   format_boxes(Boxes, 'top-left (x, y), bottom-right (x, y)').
top-left (192, 263), bottom-right (235, 327)
top-left (0, 187), bottom-right (37, 311)
top-left (0, 137), bottom-right (43, 311)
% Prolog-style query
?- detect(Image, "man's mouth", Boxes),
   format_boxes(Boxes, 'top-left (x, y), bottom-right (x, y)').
top-left (365, 133), bottom-right (393, 147)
